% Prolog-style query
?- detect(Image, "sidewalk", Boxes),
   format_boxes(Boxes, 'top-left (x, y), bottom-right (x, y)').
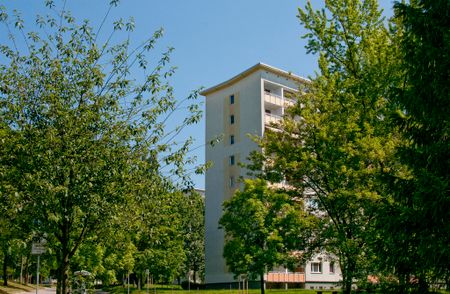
top-left (12, 287), bottom-right (55, 294)
top-left (1, 284), bottom-right (109, 294)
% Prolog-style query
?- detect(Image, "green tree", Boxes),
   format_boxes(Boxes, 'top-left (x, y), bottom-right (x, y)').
top-left (250, 1), bottom-right (401, 293)
top-left (0, 1), bottom-right (202, 293)
top-left (0, 177), bottom-right (16, 286)
top-left (0, 128), bottom-right (31, 286)
top-left (133, 190), bottom-right (186, 284)
top-left (0, 128), bottom-right (15, 286)
top-left (219, 179), bottom-right (313, 294)
top-left (377, 0), bottom-right (450, 292)
top-left (180, 190), bottom-right (205, 284)
top-left (71, 186), bottom-right (190, 288)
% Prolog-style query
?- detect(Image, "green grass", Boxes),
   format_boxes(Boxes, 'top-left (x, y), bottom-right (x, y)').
top-left (107, 285), bottom-right (321, 294)
top-left (133, 291), bottom-right (319, 294)
top-left (106, 285), bottom-right (450, 294)
top-left (0, 281), bottom-right (42, 294)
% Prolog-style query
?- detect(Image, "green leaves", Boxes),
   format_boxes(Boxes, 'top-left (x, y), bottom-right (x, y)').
top-left (250, 1), bottom-right (403, 293)
top-left (220, 179), bottom-right (312, 282)
top-left (299, 0), bottom-right (386, 77)
top-left (0, 1), bottom-right (203, 292)
top-left (377, 0), bottom-right (450, 289)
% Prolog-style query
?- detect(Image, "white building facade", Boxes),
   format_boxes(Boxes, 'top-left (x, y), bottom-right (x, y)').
top-left (305, 253), bottom-right (341, 290)
top-left (202, 63), bottom-right (341, 290)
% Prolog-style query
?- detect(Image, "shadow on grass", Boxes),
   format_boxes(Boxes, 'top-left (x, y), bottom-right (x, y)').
top-left (0, 281), bottom-right (38, 294)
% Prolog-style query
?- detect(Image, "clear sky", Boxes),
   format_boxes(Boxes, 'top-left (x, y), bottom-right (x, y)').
top-left (0, 0), bottom-right (395, 189)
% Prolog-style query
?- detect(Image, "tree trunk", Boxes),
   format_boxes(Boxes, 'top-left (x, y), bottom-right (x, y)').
top-left (343, 278), bottom-right (352, 294)
top-left (417, 275), bottom-right (428, 294)
top-left (20, 255), bottom-right (23, 284)
top-left (2, 250), bottom-right (8, 286)
top-left (397, 268), bottom-right (408, 294)
top-left (260, 273), bottom-right (265, 294)
top-left (24, 255), bottom-right (29, 286)
top-left (56, 251), bottom-right (70, 294)
top-left (341, 258), bottom-right (355, 294)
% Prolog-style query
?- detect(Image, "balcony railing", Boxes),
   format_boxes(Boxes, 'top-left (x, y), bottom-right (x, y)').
top-left (284, 97), bottom-right (296, 106)
top-left (264, 113), bottom-right (282, 125)
top-left (264, 92), bottom-right (295, 107)
top-left (265, 272), bottom-right (305, 283)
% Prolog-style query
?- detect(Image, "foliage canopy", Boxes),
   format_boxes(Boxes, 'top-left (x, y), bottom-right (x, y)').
top-left (0, 1), bottom-right (203, 293)
top-left (220, 179), bottom-right (314, 294)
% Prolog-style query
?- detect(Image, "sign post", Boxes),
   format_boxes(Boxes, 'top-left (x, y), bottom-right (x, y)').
top-left (32, 241), bottom-right (46, 294)
top-left (36, 255), bottom-right (40, 294)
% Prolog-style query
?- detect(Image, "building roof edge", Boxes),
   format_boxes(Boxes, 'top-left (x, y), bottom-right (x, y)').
top-left (200, 62), bottom-right (309, 96)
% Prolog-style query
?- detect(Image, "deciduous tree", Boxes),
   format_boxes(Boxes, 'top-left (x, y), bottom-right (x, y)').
top-left (220, 179), bottom-right (313, 294)
top-left (251, 1), bottom-right (401, 293)
top-left (0, 1), bottom-right (202, 293)
top-left (133, 189), bottom-right (186, 284)
top-left (180, 190), bottom-right (205, 284)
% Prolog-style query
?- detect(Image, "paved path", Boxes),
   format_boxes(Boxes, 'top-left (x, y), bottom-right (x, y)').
top-left (15, 287), bottom-right (55, 294)
top-left (16, 287), bottom-right (109, 294)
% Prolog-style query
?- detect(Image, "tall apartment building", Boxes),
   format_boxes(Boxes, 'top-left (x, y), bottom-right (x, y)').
top-left (201, 63), bottom-right (341, 290)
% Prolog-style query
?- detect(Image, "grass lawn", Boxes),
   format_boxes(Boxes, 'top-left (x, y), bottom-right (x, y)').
top-left (107, 285), bottom-right (321, 294)
top-left (132, 291), bottom-right (320, 294)
top-left (0, 282), bottom-right (321, 294)
top-left (0, 281), bottom-right (41, 294)
top-left (106, 285), bottom-right (450, 294)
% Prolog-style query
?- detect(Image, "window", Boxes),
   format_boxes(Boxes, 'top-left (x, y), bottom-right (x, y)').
top-left (230, 115), bottom-right (235, 125)
top-left (265, 109), bottom-right (271, 114)
top-left (229, 176), bottom-right (235, 187)
top-left (311, 262), bottom-right (322, 274)
top-left (230, 135), bottom-right (235, 145)
top-left (329, 262), bottom-right (335, 274)
top-left (230, 94), bottom-right (235, 105)
top-left (229, 155), bottom-right (236, 165)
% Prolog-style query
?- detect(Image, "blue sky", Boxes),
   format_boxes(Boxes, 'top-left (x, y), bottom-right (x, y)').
top-left (1, 0), bottom-right (395, 189)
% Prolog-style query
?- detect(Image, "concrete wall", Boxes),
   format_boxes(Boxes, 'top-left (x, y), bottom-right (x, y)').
top-left (204, 70), bottom-right (263, 284)
top-left (204, 65), bottom-right (315, 286)
top-left (305, 253), bottom-right (342, 289)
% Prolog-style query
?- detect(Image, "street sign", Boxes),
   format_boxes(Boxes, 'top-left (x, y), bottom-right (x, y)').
top-left (32, 243), bottom-right (46, 255)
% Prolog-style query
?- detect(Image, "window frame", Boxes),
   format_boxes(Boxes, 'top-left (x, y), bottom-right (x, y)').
top-left (329, 262), bottom-right (335, 274)
top-left (310, 262), bottom-right (322, 274)
top-left (229, 155), bottom-right (235, 166)
top-left (229, 176), bottom-right (235, 187)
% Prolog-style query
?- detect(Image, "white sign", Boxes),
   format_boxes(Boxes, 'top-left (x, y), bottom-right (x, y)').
top-left (32, 243), bottom-right (46, 255)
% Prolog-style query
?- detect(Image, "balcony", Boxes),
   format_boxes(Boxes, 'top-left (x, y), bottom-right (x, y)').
top-left (264, 91), bottom-right (295, 107)
top-left (264, 112), bottom-right (282, 125)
